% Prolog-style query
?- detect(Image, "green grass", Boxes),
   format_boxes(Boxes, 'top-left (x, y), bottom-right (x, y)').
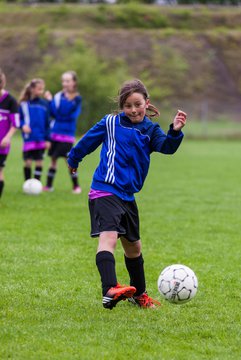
top-left (183, 119), bottom-right (241, 139)
top-left (1, 134), bottom-right (240, 359)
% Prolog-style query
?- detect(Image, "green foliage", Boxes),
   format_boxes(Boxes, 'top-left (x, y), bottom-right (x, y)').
top-left (37, 24), bottom-right (50, 51)
top-left (110, 3), bottom-right (171, 29)
top-left (38, 40), bottom-right (129, 133)
top-left (2, 3), bottom-right (241, 30)
top-left (147, 43), bottom-right (188, 101)
top-left (1, 136), bottom-right (241, 359)
top-left (112, 3), bottom-right (170, 29)
top-left (1, 4), bottom-right (241, 123)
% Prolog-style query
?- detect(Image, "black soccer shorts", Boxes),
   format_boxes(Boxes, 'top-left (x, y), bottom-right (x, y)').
top-left (48, 141), bottom-right (73, 159)
top-left (89, 194), bottom-right (140, 242)
top-left (0, 154), bottom-right (7, 168)
top-left (23, 149), bottom-right (45, 161)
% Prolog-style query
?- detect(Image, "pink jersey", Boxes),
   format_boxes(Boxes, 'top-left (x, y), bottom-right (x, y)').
top-left (0, 91), bottom-right (19, 155)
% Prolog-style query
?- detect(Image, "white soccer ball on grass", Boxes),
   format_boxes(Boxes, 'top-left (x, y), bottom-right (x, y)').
top-left (157, 264), bottom-right (198, 304)
top-left (23, 179), bottom-right (43, 195)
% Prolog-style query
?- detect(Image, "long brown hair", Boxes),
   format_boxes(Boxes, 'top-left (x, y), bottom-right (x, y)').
top-left (19, 78), bottom-right (45, 102)
top-left (116, 79), bottom-right (160, 118)
top-left (0, 69), bottom-right (6, 91)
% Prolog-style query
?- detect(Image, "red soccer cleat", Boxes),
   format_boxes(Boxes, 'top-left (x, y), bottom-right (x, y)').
top-left (102, 283), bottom-right (136, 310)
top-left (128, 292), bottom-right (161, 309)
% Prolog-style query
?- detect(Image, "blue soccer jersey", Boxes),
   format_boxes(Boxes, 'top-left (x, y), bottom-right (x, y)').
top-left (68, 112), bottom-right (184, 201)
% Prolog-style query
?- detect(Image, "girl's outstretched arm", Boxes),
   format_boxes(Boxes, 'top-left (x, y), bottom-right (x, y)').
top-left (67, 116), bottom-right (107, 170)
top-left (150, 110), bottom-right (187, 155)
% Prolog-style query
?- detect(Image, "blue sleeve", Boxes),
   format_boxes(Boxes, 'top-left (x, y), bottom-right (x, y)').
top-left (150, 123), bottom-right (184, 154)
top-left (19, 106), bottom-right (24, 128)
top-left (67, 116), bottom-right (107, 169)
top-left (76, 96), bottom-right (82, 116)
top-left (73, 97), bottom-right (81, 120)
top-left (49, 99), bottom-right (57, 118)
top-left (44, 104), bottom-right (51, 141)
top-left (18, 105), bottom-right (25, 129)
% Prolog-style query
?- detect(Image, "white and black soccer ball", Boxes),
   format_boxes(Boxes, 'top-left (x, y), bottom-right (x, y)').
top-left (157, 264), bottom-right (198, 304)
top-left (23, 179), bottom-right (43, 195)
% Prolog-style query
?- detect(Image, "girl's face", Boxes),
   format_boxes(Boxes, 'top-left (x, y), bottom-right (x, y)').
top-left (123, 92), bottom-right (149, 123)
top-left (62, 73), bottom-right (76, 93)
top-left (31, 82), bottom-right (45, 98)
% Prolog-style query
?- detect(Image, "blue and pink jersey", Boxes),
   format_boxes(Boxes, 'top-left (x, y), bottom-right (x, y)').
top-left (19, 98), bottom-right (50, 152)
top-left (49, 92), bottom-right (82, 144)
top-left (0, 91), bottom-right (19, 155)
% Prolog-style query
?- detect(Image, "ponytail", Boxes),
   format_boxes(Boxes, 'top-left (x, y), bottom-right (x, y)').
top-left (19, 78), bottom-right (44, 103)
top-left (19, 83), bottom-right (32, 102)
top-left (146, 103), bottom-right (160, 118)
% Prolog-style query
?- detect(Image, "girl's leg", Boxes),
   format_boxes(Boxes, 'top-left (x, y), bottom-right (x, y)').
top-left (121, 237), bottom-right (146, 296)
top-left (121, 237), bottom-right (161, 308)
top-left (96, 231), bottom-right (118, 296)
top-left (46, 158), bottom-right (57, 189)
top-left (0, 168), bottom-right (4, 197)
top-left (24, 159), bottom-right (32, 180)
top-left (66, 159), bottom-right (81, 193)
top-left (96, 231), bottom-right (136, 309)
top-left (34, 160), bottom-right (43, 181)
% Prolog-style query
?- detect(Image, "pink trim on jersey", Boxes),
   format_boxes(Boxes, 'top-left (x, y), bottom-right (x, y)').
top-left (0, 144), bottom-right (10, 155)
top-left (51, 133), bottom-right (75, 143)
top-left (88, 188), bottom-right (114, 200)
top-left (23, 141), bottom-right (46, 152)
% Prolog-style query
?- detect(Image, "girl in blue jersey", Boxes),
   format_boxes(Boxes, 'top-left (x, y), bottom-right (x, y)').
top-left (0, 69), bottom-right (19, 198)
top-left (19, 78), bottom-right (50, 182)
top-left (44, 71), bottom-right (82, 194)
top-left (68, 79), bottom-right (187, 310)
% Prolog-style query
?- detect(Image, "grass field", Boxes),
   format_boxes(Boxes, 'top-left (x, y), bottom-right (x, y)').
top-left (1, 134), bottom-right (240, 360)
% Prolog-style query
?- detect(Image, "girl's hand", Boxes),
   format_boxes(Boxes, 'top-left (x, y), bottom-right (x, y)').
top-left (0, 136), bottom-right (10, 148)
top-left (68, 165), bottom-right (77, 174)
top-left (173, 110), bottom-right (187, 131)
top-left (44, 90), bottom-right (53, 101)
top-left (22, 124), bottom-right (31, 134)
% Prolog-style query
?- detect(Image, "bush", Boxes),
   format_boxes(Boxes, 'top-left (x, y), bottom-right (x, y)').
top-left (38, 40), bottom-right (129, 134)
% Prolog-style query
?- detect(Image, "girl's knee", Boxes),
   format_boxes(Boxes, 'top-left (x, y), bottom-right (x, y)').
top-left (98, 231), bottom-right (118, 253)
top-left (122, 238), bottom-right (142, 258)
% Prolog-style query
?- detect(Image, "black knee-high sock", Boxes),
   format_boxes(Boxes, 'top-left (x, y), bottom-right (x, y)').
top-left (46, 168), bottom-right (56, 188)
top-left (70, 171), bottom-right (79, 188)
top-left (125, 254), bottom-right (146, 296)
top-left (0, 180), bottom-right (4, 198)
top-left (24, 167), bottom-right (31, 181)
top-left (34, 166), bottom-right (42, 181)
top-left (96, 251), bottom-right (117, 296)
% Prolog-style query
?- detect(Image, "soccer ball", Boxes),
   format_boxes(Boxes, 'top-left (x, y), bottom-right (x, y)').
top-left (157, 264), bottom-right (198, 304)
top-left (23, 179), bottom-right (43, 195)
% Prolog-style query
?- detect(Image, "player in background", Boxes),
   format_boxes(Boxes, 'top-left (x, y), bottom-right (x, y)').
top-left (44, 71), bottom-right (82, 194)
top-left (19, 78), bottom-right (50, 182)
top-left (68, 79), bottom-right (187, 310)
top-left (0, 69), bottom-right (19, 198)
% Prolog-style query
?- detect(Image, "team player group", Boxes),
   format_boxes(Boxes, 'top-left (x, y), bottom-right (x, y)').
top-left (0, 69), bottom-right (82, 198)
